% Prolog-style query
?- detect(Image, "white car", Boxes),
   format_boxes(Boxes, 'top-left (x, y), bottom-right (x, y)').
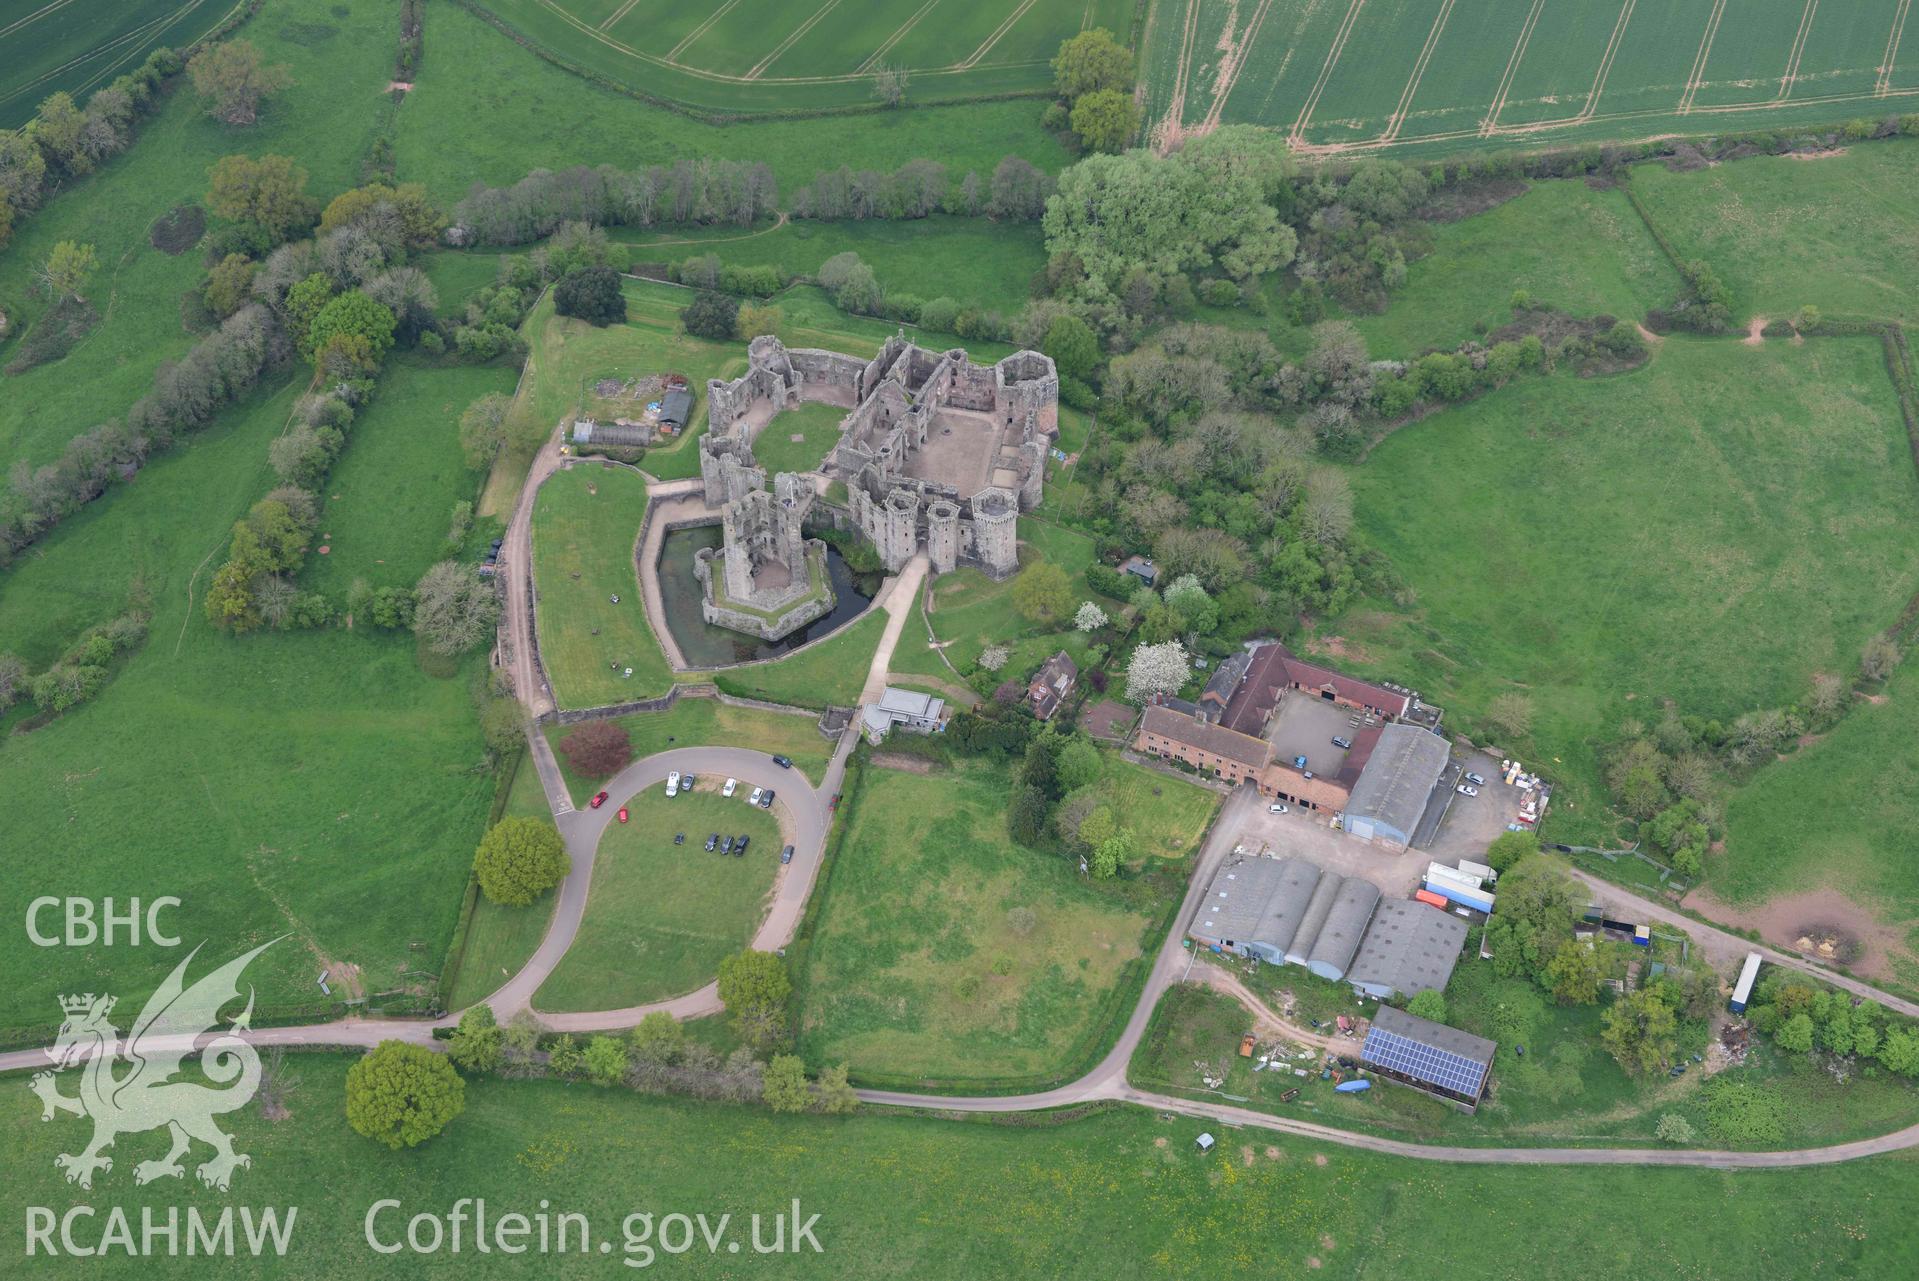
top-left (1464, 771), bottom-right (1487, 787)
top-left (722, 777), bottom-right (738, 798)
top-left (665, 771), bottom-right (680, 797)
top-left (1268, 802), bottom-right (1289, 815)
top-left (1456, 784), bottom-right (1479, 797)
top-left (748, 786), bottom-right (764, 807)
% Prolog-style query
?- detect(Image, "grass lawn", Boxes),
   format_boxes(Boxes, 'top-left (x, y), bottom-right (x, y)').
top-left (621, 215), bottom-right (1047, 318)
top-left (304, 356), bottom-right (515, 595)
top-left (796, 758), bottom-right (1168, 1087)
top-left (1332, 337), bottom-right (1919, 844)
top-left (535, 783), bottom-right (783, 1011)
top-left (530, 463), bottom-right (672, 708)
top-left (1097, 756), bottom-right (1217, 860)
top-left (1350, 180), bottom-right (1679, 359)
top-left (713, 607), bottom-right (885, 708)
top-left (0, 375), bottom-right (494, 1037)
top-left (12, 1057), bottom-right (1919, 1278)
top-left (444, 752), bottom-right (558, 1010)
top-left (1722, 662), bottom-right (1919, 959)
top-left (393, 1), bottom-right (1070, 205)
top-left (749, 400), bottom-right (846, 476)
top-left (893, 524), bottom-right (1121, 685)
top-left (541, 698), bottom-right (836, 805)
top-left (0, 0), bottom-right (395, 469)
top-left (1631, 141), bottom-right (1919, 324)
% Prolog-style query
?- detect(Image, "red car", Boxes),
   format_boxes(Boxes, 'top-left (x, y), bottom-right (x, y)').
top-left (829, 793), bottom-right (842, 812)
top-left (617, 806), bottom-right (629, 824)
top-left (590, 790), bottom-right (610, 809)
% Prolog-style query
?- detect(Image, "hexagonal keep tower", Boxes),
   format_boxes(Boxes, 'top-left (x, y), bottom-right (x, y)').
top-left (693, 473), bottom-right (833, 642)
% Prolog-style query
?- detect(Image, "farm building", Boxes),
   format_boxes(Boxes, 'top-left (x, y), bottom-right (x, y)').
top-left (1134, 704), bottom-right (1271, 785)
top-left (1215, 642), bottom-right (1412, 737)
top-left (1339, 724), bottom-right (1450, 849)
top-left (1346, 900), bottom-right (1471, 999)
top-left (1360, 1006), bottom-right (1496, 1113)
top-left (1189, 856), bottom-right (1466, 996)
top-left (1026, 651), bottom-right (1077, 721)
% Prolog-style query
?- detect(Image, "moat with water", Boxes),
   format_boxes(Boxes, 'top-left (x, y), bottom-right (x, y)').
top-left (656, 525), bottom-right (878, 667)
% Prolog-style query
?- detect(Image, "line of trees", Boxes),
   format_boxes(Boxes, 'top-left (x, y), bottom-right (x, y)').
top-left (0, 599), bottom-right (149, 723)
top-left (448, 160), bottom-right (778, 247)
top-left (788, 155), bottom-right (1052, 223)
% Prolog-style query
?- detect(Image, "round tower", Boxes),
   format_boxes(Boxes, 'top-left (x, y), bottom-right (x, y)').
top-left (971, 487), bottom-right (1018, 579)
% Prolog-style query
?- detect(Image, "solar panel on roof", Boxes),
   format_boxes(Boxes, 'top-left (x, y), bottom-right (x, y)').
top-left (1361, 1027), bottom-right (1488, 1098)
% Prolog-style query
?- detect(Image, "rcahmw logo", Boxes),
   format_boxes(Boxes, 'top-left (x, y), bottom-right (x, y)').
top-left (29, 938), bottom-right (280, 1191)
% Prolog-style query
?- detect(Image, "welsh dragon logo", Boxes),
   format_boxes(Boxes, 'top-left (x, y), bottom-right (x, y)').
top-left (30, 939), bottom-right (279, 1191)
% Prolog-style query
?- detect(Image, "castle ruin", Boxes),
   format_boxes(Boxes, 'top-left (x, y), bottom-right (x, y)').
top-left (698, 334), bottom-right (1057, 598)
top-left (691, 471), bottom-right (832, 640)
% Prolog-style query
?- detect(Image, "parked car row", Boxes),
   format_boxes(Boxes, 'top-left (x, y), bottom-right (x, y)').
top-left (704, 833), bottom-right (752, 857)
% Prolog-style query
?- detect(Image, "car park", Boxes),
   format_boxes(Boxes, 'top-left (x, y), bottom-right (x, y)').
top-left (748, 786), bottom-right (764, 807)
top-left (590, 790), bottom-right (610, 809)
top-left (1464, 771), bottom-right (1486, 786)
top-left (759, 789), bottom-right (775, 809)
top-left (704, 834), bottom-right (718, 852)
top-left (1332, 736), bottom-right (1352, 749)
top-left (665, 771), bottom-right (680, 797)
top-left (722, 777), bottom-right (738, 798)
top-left (780, 845), bottom-right (794, 864)
top-left (772, 754), bottom-right (792, 769)
top-left (1456, 784), bottom-right (1479, 797)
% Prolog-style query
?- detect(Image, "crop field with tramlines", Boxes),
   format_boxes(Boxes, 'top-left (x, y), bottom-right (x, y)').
top-left (470, 0), bottom-right (1134, 114)
top-left (0, 0), bottom-right (237, 127)
top-left (1142, 0), bottom-right (1919, 157)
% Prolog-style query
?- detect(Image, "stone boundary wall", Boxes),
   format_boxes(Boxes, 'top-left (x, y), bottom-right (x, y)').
top-left (537, 683), bottom-right (848, 743)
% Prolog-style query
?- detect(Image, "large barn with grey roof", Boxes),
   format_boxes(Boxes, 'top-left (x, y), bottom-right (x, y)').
top-left (1339, 723), bottom-right (1451, 850)
top-left (1189, 854), bottom-right (1466, 997)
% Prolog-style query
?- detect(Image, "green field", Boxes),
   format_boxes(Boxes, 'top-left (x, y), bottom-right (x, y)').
top-left (797, 758), bottom-right (1166, 1086)
top-left (1142, 0), bottom-right (1919, 157)
top-left (1333, 337), bottom-right (1919, 842)
top-left (304, 357), bottom-right (515, 596)
top-left (748, 399), bottom-right (845, 476)
top-left (0, 375), bottom-right (494, 1037)
top-left (530, 463), bottom-right (673, 708)
top-left (459, 0), bottom-right (1132, 116)
top-left (1723, 661), bottom-right (1919, 973)
top-left (622, 215), bottom-right (1048, 318)
top-left (9, 1055), bottom-right (1919, 1277)
top-left (712, 606), bottom-right (885, 708)
top-left (1631, 140), bottom-right (1919, 325)
top-left (1350, 179), bottom-right (1678, 358)
top-left (0, 0), bottom-right (395, 470)
top-left (535, 783), bottom-right (783, 1011)
top-left (0, 0), bottom-right (235, 128)
top-left (540, 698), bottom-right (837, 804)
top-left (392, 1), bottom-right (1074, 204)
top-left (444, 753), bottom-right (560, 1010)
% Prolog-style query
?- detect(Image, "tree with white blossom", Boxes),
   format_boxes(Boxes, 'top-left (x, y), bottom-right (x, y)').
top-left (1074, 601), bottom-right (1108, 632)
top-left (1125, 639), bottom-right (1190, 704)
top-left (978, 644), bottom-right (1011, 672)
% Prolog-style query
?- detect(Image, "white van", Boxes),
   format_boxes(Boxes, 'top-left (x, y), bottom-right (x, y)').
top-left (665, 771), bottom-right (681, 797)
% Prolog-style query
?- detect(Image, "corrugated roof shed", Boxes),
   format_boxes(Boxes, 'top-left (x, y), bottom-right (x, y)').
top-left (660, 387), bottom-right (693, 426)
top-left (1343, 724), bottom-right (1450, 843)
top-left (1284, 875), bottom-right (1343, 966)
top-left (1346, 900), bottom-right (1469, 998)
top-left (1191, 856), bottom-right (1320, 957)
top-left (1307, 878), bottom-right (1382, 981)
